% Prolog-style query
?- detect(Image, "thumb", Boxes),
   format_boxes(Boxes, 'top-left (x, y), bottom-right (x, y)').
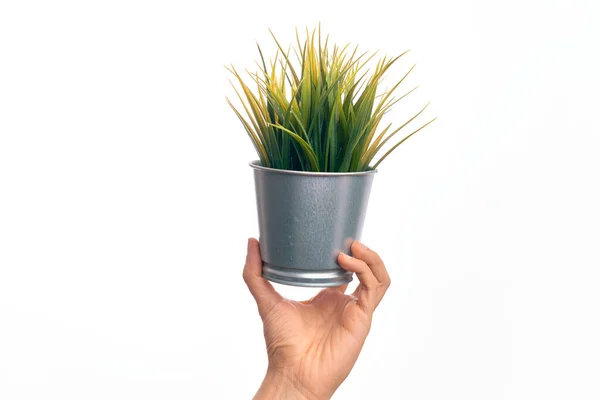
top-left (243, 238), bottom-right (282, 318)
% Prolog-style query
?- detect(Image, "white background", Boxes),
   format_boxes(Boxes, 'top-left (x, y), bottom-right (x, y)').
top-left (1, 0), bottom-right (599, 399)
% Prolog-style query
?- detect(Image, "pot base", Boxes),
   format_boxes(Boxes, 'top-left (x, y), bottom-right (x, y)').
top-left (262, 262), bottom-right (353, 288)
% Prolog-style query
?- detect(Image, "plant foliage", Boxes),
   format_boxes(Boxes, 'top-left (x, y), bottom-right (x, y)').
top-left (227, 27), bottom-right (435, 172)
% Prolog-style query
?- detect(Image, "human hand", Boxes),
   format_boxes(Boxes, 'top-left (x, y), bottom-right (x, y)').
top-left (243, 238), bottom-right (391, 400)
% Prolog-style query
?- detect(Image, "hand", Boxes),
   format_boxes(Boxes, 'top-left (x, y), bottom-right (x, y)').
top-left (243, 238), bottom-right (391, 400)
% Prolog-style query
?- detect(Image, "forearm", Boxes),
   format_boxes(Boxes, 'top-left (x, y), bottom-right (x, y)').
top-left (254, 368), bottom-right (324, 400)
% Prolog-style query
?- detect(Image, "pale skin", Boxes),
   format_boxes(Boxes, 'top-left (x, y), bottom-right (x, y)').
top-left (243, 238), bottom-right (392, 400)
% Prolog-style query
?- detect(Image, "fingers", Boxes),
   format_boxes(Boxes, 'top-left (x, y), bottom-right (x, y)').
top-left (337, 252), bottom-right (378, 314)
top-left (351, 241), bottom-right (391, 288)
top-left (350, 241), bottom-right (391, 309)
top-left (243, 238), bottom-right (282, 319)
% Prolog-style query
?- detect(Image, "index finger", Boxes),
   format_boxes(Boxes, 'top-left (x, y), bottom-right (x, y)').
top-left (243, 238), bottom-right (282, 319)
top-left (351, 241), bottom-right (391, 288)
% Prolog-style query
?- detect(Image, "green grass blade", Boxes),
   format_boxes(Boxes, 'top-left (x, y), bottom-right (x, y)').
top-left (372, 118), bottom-right (437, 169)
top-left (269, 123), bottom-right (320, 171)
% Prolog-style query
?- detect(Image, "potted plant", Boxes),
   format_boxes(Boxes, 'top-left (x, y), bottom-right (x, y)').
top-left (227, 27), bottom-right (434, 287)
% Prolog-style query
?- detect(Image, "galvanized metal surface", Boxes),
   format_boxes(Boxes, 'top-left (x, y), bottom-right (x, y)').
top-left (251, 161), bottom-right (376, 287)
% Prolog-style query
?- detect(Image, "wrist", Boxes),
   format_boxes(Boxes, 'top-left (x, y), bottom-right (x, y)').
top-left (254, 367), bottom-right (324, 400)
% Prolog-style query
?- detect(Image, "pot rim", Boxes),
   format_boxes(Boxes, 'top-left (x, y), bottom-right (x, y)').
top-left (249, 160), bottom-right (377, 176)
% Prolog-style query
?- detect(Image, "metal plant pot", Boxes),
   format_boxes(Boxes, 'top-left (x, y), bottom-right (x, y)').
top-left (250, 160), bottom-right (376, 287)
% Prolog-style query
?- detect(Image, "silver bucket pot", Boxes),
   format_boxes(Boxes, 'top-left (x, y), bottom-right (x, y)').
top-left (250, 161), bottom-right (376, 287)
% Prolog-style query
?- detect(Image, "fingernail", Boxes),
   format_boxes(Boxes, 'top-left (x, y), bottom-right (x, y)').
top-left (247, 238), bottom-right (252, 253)
top-left (360, 241), bottom-right (369, 250)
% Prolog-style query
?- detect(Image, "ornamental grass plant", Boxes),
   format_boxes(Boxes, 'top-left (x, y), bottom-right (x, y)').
top-left (227, 27), bottom-right (435, 172)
